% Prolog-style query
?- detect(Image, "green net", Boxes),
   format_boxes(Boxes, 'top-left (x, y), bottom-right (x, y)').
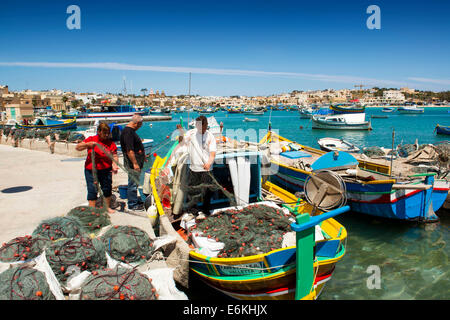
top-left (45, 235), bottom-right (107, 283)
top-left (362, 146), bottom-right (386, 157)
top-left (79, 266), bottom-right (157, 300)
top-left (0, 265), bottom-right (56, 300)
top-left (0, 235), bottom-right (51, 263)
top-left (100, 226), bottom-right (154, 264)
top-left (190, 204), bottom-right (294, 258)
top-left (66, 206), bottom-right (111, 233)
top-left (32, 216), bottom-right (88, 241)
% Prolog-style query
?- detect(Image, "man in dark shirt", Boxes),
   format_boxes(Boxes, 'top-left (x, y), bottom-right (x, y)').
top-left (120, 114), bottom-right (146, 210)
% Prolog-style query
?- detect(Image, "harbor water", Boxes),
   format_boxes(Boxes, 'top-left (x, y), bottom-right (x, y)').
top-left (130, 107), bottom-right (449, 300)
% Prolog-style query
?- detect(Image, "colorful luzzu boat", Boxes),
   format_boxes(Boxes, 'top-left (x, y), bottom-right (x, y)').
top-left (15, 117), bottom-right (77, 130)
top-left (260, 131), bottom-right (449, 223)
top-left (148, 127), bottom-right (349, 300)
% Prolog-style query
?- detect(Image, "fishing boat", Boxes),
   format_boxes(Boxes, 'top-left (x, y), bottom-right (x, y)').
top-left (188, 116), bottom-right (223, 137)
top-left (382, 107), bottom-right (395, 113)
top-left (198, 107), bottom-right (215, 114)
top-left (150, 107), bottom-right (171, 115)
top-left (397, 105), bottom-right (424, 114)
top-left (147, 126), bottom-right (349, 300)
top-left (311, 113), bottom-right (372, 130)
top-left (244, 110), bottom-right (264, 115)
top-left (434, 124), bottom-right (450, 135)
top-left (330, 104), bottom-right (365, 114)
top-left (260, 132), bottom-right (449, 222)
top-left (78, 105), bottom-right (146, 118)
top-left (371, 115), bottom-right (388, 119)
top-left (15, 117), bottom-right (77, 130)
top-left (299, 107), bottom-right (332, 119)
top-left (243, 118), bottom-right (259, 122)
top-left (317, 137), bottom-right (360, 153)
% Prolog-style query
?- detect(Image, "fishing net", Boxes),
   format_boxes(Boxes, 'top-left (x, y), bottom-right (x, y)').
top-left (397, 144), bottom-right (417, 158)
top-left (100, 226), bottom-right (154, 264)
top-left (189, 203), bottom-right (294, 258)
top-left (66, 206), bottom-right (111, 233)
top-left (67, 132), bottom-right (85, 143)
top-left (32, 216), bottom-right (88, 241)
top-left (0, 235), bottom-right (51, 263)
top-left (45, 235), bottom-right (107, 283)
top-left (362, 146), bottom-right (385, 157)
top-left (79, 266), bottom-right (157, 300)
top-left (0, 265), bottom-right (56, 300)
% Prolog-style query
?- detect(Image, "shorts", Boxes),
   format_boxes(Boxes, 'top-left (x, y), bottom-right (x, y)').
top-left (84, 168), bottom-right (112, 201)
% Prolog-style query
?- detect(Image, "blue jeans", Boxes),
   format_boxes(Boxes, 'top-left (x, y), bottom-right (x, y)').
top-left (85, 168), bottom-right (112, 201)
top-left (127, 170), bottom-right (142, 208)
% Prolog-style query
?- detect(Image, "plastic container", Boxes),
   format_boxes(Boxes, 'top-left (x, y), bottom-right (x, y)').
top-left (118, 185), bottom-right (128, 199)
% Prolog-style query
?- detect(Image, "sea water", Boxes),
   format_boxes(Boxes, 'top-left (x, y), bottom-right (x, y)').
top-left (137, 107), bottom-right (449, 300)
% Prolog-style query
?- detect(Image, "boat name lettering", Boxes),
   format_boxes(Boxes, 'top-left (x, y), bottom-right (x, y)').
top-left (217, 262), bottom-right (265, 275)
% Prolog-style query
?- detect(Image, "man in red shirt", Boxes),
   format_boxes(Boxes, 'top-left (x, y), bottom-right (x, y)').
top-left (76, 122), bottom-right (119, 213)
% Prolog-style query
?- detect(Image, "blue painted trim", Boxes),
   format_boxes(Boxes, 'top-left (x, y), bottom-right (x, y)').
top-left (290, 206), bottom-right (350, 232)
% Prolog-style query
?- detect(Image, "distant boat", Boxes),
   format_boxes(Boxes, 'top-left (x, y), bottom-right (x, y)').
top-left (198, 107), bottom-right (215, 114)
top-left (79, 105), bottom-right (146, 118)
top-left (330, 104), bottom-right (365, 114)
top-left (312, 113), bottom-right (372, 130)
top-left (371, 115), bottom-right (388, 119)
top-left (243, 117), bottom-right (259, 122)
top-left (317, 137), bottom-right (360, 153)
top-left (397, 106), bottom-right (424, 114)
top-left (382, 107), bottom-right (395, 112)
top-left (435, 124), bottom-right (450, 135)
top-left (16, 118), bottom-right (77, 130)
top-left (80, 121), bottom-right (153, 154)
top-left (244, 110), bottom-right (264, 115)
top-left (150, 107), bottom-right (171, 115)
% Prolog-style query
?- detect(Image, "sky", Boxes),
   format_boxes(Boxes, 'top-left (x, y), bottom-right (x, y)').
top-left (1, 0), bottom-right (450, 96)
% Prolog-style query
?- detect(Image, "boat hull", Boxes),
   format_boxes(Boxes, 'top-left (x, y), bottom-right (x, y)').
top-left (435, 125), bottom-right (450, 135)
top-left (311, 119), bottom-right (371, 130)
top-left (271, 163), bottom-right (449, 222)
top-left (79, 111), bottom-right (145, 118)
top-left (15, 119), bottom-right (77, 130)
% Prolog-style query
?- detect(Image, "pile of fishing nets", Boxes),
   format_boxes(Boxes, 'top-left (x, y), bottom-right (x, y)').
top-left (0, 235), bottom-right (51, 263)
top-left (66, 206), bottom-right (111, 233)
top-left (79, 266), bottom-right (157, 300)
top-left (0, 265), bottom-right (56, 300)
top-left (45, 235), bottom-right (107, 283)
top-left (397, 144), bottom-right (418, 158)
top-left (53, 130), bottom-right (85, 142)
top-left (32, 216), bottom-right (88, 241)
top-left (100, 226), bottom-right (154, 264)
top-left (362, 146), bottom-right (386, 157)
top-left (189, 203), bottom-right (294, 258)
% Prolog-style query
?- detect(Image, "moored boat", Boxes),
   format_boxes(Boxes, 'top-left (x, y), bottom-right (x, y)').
top-left (243, 117), bottom-right (259, 122)
top-left (330, 104), bottom-right (365, 114)
top-left (397, 106), bottom-right (424, 114)
top-left (312, 113), bottom-right (372, 130)
top-left (79, 105), bottom-right (146, 118)
top-left (317, 137), bottom-right (360, 153)
top-left (260, 132), bottom-right (449, 222)
top-left (434, 124), bottom-right (450, 135)
top-left (147, 126), bottom-right (349, 300)
top-left (15, 117), bottom-right (77, 130)
top-left (382, 107), bottom-right (395, 113)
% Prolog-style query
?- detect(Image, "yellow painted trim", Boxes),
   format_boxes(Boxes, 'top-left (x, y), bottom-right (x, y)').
top-left (150, 156), bottom-right (165, 216)
top-left (300, 290), bottom-right (316, 300)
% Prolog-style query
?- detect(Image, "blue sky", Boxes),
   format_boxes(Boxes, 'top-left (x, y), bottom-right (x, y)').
top-left (1, 0), bottom-right (449, 96)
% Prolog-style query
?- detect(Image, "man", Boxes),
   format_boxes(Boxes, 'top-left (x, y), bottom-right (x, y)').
top-left (120, 114), bottom-right (146, 211)
top-left (178, 115), bottom-right (217, 214)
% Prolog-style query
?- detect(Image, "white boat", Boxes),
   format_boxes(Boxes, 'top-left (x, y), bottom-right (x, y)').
top-left (312, 113), bottom-right (372, 130)
top-left (397, 105), bottom-right (424, 114)
top-left (382, 107), bottom-right (395, 112)
top-left (80, 121), bottom-right (153, 155)
top-left (317, 137), bottom-right (360, 153)
top-left (243, 117), bottom-right (259, 122)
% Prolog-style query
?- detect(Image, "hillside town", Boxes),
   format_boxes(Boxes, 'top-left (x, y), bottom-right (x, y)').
top-left (1, 84), bottom-right (449, 122)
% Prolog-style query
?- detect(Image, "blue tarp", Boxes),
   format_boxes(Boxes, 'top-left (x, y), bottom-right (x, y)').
top-left (280, 151), bottom-right (312, 159)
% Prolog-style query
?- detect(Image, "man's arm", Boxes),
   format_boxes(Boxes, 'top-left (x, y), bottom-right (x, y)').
top-left (127, 150), bottom-right (140, 171)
